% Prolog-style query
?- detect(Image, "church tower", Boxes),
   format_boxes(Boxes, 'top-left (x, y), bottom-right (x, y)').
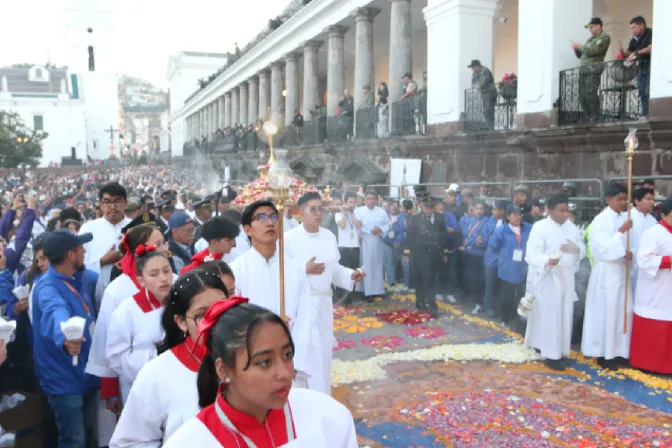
top-left (66, 0), bottom-right (120, 161)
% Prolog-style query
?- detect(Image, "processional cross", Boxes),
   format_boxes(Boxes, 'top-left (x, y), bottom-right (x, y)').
top-left (104, 125), bottom-right (120, 157)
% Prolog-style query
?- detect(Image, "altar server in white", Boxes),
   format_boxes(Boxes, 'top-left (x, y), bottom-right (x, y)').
top-left (582, 183), bottom-right (633, 370)
top-left (80, 182), bottom-right (131, 302)
top-left (354, 190), bottom-right (390, 298)
top-left (106, 246), bottom-right (172, 402)
top-left (231, 200), bottom-right (312, 386)
top-left (110, 270), bottom-right (229, 447)
top-left (630, 199), bottom-right (672, 374)
top-left (163, 299), bottom-right (358, 448)
top-left (524, 195), bottom-right (585, 371)
top-left (285, 192), bottom-right (365, 395)
top-left (629, 187), bottom-right (658, 290)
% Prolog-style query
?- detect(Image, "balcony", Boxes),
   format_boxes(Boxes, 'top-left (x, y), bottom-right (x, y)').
top-left (390, 95), bottom-right (427, 136)
top-left (464, 82), bottom-right (517, 132)
top-left (302, 117), bottom-right (326, 146)
top-left (355, 105), bottom-right (378, 140)
top-left (558, 60), bottom-right (642, 126)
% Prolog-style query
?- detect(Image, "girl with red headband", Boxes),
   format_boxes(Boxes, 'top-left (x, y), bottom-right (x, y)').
top-left (86, 223), bottom-right (176, 425)
top-left (106, 245), bottom-right (173, 404)
top-left (164, 298), bottom-right (358, 447)
top-left (110, 269), bottom-right (230, 447)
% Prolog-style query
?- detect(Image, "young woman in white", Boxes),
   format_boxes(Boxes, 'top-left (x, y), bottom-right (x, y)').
top-left (106, 245), bottom-right (172, 403)
top-left (110, 267), bottom-right (233, 447)
top-left (164, 299), bottom-right (358, 447)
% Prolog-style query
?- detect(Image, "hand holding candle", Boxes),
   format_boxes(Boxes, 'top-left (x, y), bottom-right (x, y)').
top-left (60, 317), bottom-right (86, 366)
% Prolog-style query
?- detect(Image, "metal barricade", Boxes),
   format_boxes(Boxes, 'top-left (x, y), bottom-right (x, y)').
top-left (607, 175), bottom-right (672, 202)
top-left (516, 178), bottom-right (605, 224)
top-left (367, 184), bottom-right (401, 198)
top-left (399, 182), bottom-right (514, 202)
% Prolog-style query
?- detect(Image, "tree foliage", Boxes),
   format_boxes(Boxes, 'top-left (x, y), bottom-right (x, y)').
top-left (0, 110), bottom-right (47, 168)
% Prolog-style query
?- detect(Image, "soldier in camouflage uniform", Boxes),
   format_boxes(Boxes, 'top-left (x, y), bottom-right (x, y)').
top-left (573, 17), bottom-right (611, 122)
top-left (469, 60), bottom-right (498, 130)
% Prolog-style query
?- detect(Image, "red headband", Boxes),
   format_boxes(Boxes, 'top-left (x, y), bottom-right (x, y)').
top-left (119, 234), bottom-right (142, 289)
top-left (196, 296), bottom-right (249, 355)
top-left (180, 249), bottom-right (223, 275)
top-left (135, 244), bottom-right (157, 257)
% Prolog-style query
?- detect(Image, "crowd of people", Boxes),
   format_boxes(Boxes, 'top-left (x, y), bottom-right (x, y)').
top-left (0, 164), bottom-right (670, 448)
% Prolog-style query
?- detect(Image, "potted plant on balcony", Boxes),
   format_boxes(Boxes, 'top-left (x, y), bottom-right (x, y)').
top-left (610, 54), bottom-right (638, 84)
top-left (500, 73), bottom-right (518, 103)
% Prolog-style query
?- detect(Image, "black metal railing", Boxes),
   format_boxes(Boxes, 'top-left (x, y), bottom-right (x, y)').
top-left (464, 83), bottom-right (517, 132)
top-left (303, 117), bottom-right (326, 145)
top-left (244, 132), bottom-right (259, 151)
top-left (390, 94), bottom-right (427, 136)
top-left (213, 135), bottom-right (236, 153)
top-left (355, 106), bottom-right (378, 140)
top-left (326, 114), bottom-right (353, 143)
top-left (284, 124), bottom-right (299, 147)
top-left (558, 60), bottom-right (641, 126)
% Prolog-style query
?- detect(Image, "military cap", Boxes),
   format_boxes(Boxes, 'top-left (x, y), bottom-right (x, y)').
top-left (585, 17), bottom-right (603, 27)
top-left (161, 190), bottom-right (178, 200)
top-left (121, 212), bottom-right (159, 234)
top-left (158, 198), bottom-right (177, 212)
top-left (125, 199), bottom-right (142, 214)
top-left (193, 199), bottom-right (212, 211)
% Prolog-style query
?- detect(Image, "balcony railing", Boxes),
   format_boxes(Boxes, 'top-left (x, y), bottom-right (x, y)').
top-left (390, 94), bottom-right (427, 136)
top-left (464, 83), bottom-right (517, 132)
top-left (284, 124), bottom-right (299, 147)
top-left (213, 135), bottom-right (236, 153)
top-left (558, 60), bottom-right (642, 126)
top-left (355, 105), bottom-right (378, 140)
top-left (303, 117), bottom-right (326, 145)
top-left (326, 114), bottom-right (354, 143)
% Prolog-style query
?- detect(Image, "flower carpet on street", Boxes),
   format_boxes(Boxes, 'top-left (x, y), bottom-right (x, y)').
top-left (334, 291), bottom-right (672, 447)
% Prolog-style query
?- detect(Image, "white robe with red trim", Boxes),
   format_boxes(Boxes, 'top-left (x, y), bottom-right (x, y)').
top-left (163, 388), bottom-right (358, 448)
top-left (109, 341), bottom-right (202, 447)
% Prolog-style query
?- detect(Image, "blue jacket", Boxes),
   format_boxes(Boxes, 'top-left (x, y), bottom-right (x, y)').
top-left (460, 215), bottom-right (487, 256)
top-left (0, 208), bottom-right (36, 275)
top-left (483, 216), bottom-right (505, 268)
top-left (442, 211), bottom-right (459, 251)
top-left (383, 213), bottom-right (407, 246)
top-left (31, 266), bottom-right (100, 396)
top-left (487, 223), bottom-right (532, 284)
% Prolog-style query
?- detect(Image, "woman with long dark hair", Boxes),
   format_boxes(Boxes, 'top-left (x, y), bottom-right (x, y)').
top-left (110, 270), bottom-right (229, 447)
top-left (164, 299), bottom-right (358, 447)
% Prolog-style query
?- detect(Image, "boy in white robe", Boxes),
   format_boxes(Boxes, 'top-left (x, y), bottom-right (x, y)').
top-left (581, 183), bottom-right (633, 370)
top-left (629, 187), bottom-right (658, 291)
top-left (285, 192), bottom-right (365, 395)
top-left (230, 200), bottom-right (313, 386)
top-left (524, 195), bottom-right (585, 371)
top-left (354, 190), bottom-right (390, 299)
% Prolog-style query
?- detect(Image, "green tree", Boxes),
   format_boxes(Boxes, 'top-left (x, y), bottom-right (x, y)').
top-left (0, 110), bottom-right (47, 168)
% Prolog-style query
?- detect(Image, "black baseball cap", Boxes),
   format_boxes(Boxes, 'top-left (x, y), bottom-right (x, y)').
top-left (43, 229), bottom-right (93, 259)
top-left (585, 17), bottom-right (603, 27)
top-left (467, 59), bottom-right (482, 68)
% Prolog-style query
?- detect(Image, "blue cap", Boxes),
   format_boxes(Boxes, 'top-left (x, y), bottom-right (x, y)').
top-left (168, 211), bottom-right (193, 229)
top-left (43, 229), bottom-right (93, 259)
top-left (506, 204), bottom-right (522, 214)
top-left (494, 200), bottom-right (509, 210)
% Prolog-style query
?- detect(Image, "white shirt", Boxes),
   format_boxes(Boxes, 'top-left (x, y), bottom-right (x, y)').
top-left (334, 212), bottom-right (359, 248)
top-left (80, 216), bottom-right (132, 288)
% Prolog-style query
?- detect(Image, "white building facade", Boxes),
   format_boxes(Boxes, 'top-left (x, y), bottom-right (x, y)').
top-left (168, 0), bottom-right (668, 157)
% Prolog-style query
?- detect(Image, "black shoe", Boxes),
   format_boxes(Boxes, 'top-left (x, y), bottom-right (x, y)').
top-left (544, 358), bottom-right (566, 371)
top-left (597, 358), bottom-right (619, 371)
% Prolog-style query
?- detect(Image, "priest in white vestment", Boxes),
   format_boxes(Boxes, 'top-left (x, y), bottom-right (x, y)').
top-left (285, 192), bottom-right (365, 395)
top-left (354, 190), bottom-right (390, 298)
top-left (80, 183), bottom-right (131, 308)
top-left (581, 183), bottom-right (633, 370)
top-left (524, 195), bottom-right (585, 371)
top-left (231, 200), bottom-right (312, 385)
top-left (629, 187), bottom-right (658, 291)
top-left (631, 200), bottom-right (672, 374)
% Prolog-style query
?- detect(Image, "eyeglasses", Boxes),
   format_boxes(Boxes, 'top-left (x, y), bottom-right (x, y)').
top-left (252, 213), bottom-right (279, 223)
top-left (101, 198), bottom-right (125, 206)
top-left (186, 314), bottom-right (204, 327)
top-left (179, 226), bottom-right (196, 234)
top-left (307, 206), bottom-right (325, 215)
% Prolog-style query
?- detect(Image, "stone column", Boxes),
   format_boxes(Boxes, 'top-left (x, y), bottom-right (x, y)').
top-left (197, 110), bottom-right (203, 139)
top-left (326, 25), bottom-right (348, 116)
top-left (239, 83), bottom-right (249, 127)
top-left (353, 8), bottom-right (380, 110)
top-left (218, 96), bottom-right (225, 128)
top-left (224, 93), bottom-right (232, 128)
top-left (271, 62), bottom-right (284, 120)
top-left (213, 102), bottom-right (220, 133)
top-left (284, 54), bottom-right (299, 125)
top-left (208, 104), bottom-right (214, 136)
top-left (248, 77), bottom-right (259, 125)
top-left (650, 0), bottom-right (672, 118)
top-left (514, 0), bottom-right (593, 127)
top-left (423, 0), bottom-right (499, 126)
top-left (231, 88), bottom-right (240, 126)
top-left (258, 70), bottom-right (270, 120)
top-left (303, 41), bottom-right (322, 119)
top-left (389, 0), bottom-right (412, 102)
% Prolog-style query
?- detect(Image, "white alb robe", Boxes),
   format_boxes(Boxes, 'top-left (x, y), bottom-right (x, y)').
top-left (635, 224), bottom-right (672, 322)
top-left (230, 248), bottom-right (312, 378)
top-left (163, 388), bottom-right (358, 448)
top-left (106, 293), bottom-right (165, 403)
top-left (80, 217), bottom-right (132, 296)
top-left (284, 225), bottom-right (355, 395)
top-left (581, 207), bottom-right (633, 360)
top-left (524, 217), bottom-right (585, 360)
top-left (353, 206), bottom-right (390, 296)
top-left (629, 208), bottom-right (658, 291)
top-left (109, 345), bottom-right (200, 447)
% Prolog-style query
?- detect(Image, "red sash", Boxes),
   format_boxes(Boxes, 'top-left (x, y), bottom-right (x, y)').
top-left (170, 337), bottom-right (206, 372)
top-left (133, 289), bottom-right (163, 313)
top-left (181, 249), bottom-right (223, 275)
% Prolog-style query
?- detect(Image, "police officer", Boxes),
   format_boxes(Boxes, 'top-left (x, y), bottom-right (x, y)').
top-left (191, 198), bottom-right (213, 251)
top-left (403, 192), bottom-right (449, 318)
top-left (572, 17), bottom-right (611, 122)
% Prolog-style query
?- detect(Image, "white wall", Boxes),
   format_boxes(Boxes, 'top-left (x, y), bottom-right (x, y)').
top-left (493, 0), bottom-right (519, 80)
top-left (0, 98), bottom-right (87, 167)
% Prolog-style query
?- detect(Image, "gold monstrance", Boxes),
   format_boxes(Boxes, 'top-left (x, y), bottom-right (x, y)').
top-left (623, 128), bottom-right (638, 334)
